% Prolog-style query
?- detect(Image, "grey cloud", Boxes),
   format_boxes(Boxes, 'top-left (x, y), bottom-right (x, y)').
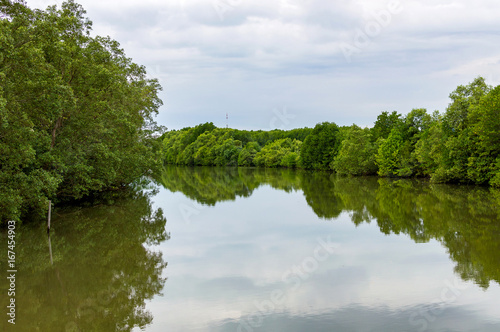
top-left (26, 0), bottom-right (500, 129)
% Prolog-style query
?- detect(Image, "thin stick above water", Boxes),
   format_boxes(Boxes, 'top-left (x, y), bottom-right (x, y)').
top-left (47, 200), bottom-right (52, 233)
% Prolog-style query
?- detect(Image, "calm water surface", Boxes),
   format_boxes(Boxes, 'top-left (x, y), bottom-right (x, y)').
top-left (2, 166), bottom-right (500, 332)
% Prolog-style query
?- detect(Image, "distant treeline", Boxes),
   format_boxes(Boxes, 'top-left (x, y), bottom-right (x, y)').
top-left (163, 77), bottom-right (500, 187)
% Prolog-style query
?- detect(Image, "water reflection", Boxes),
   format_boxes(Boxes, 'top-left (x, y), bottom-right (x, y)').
top-left (3, 167), bottom-right (498, 331)
top-left (159, 166), bottom-right (500, 289)
top-left (0, 188), bottom-right (169, 331)
top-left (214, 305), bottom-right (500, 332)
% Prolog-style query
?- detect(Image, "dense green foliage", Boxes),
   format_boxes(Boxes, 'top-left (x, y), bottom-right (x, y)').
top-left (162, 124), bottom-right (311, 168)
top-left (300, 122), bottom-right (342, 170)
top-left (0, 1), bottom-right (163, 223)
top-left (159, 166), bottom-right (500, 289)
top-left (414, 78), bottom-right (496, 185)
top-left (254, 138), bottom-right (301, 168)
top-left (163, 77), bottom-right (500, 187)
top-left (332, 125), bottom-right (377, 175)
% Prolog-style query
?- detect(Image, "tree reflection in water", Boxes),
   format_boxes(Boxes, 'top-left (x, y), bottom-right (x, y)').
top-left (159, 166), bottom-right (500, 289)
top-left (0, 186), bottom-right (169, 331)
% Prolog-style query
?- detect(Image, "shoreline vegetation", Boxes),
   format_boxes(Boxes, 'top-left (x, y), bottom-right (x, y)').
top-left (162, 77), bottom-right (500, 189)
top-left (0, 1), bottom-right (164, 224)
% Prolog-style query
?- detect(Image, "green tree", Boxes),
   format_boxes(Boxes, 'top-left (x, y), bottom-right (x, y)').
top-left (300, 122), bottom-right (341, 170)
top-left (404, 108), bottom-right (432, 144)
top-left (254, 138), bottom-right (301, 168)
top-left (0, 1), bottom-right (65, 222)
top-left (467, 85), bottom-right (500, 185)
top-left (376, 128), bottom-right (404, 177)
top-left (238, 141), bottom-right (261, 166)
top-left (163, 129), bottom-right (189, 164)
top-left (0, 1), bottom-right (164, 223)
top-left (192, 131), bottom-right (219, 166)
top-left (371, 111), bottom-right (402, 141)
top-left (442, 77), bottom-right (491, 135)
top-left (401, 108), bottom-right (433, 176)
top-left (430, 77), bottom-right (491, 184)
top-left (331, 125), bottom-right (378, 176)
top-left (376, 108), bottom-right (441, 178)
top-left (414, 115), bottom-right (445, 176)
top-left (214, 136), bottom-right (242, 166)
top-left (280, 151), bottom-right (300, 168)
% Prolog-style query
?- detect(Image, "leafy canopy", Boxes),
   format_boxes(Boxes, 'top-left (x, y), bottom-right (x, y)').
top-left (0, 1), bottom-right (164, 223)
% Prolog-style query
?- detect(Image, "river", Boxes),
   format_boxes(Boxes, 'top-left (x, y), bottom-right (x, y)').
top-left (2, 166), bottom-right (500, 331)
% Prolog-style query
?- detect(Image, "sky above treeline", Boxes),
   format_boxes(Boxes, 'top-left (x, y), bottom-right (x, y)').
top-left (28, 0), bottom-right (500, 130)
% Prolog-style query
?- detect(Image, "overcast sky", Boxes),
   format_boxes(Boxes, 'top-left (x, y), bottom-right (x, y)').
top-left (28, 0), bottom-right (500, 130)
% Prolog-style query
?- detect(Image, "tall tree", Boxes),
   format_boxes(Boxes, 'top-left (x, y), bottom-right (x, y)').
top-left (433, 77), bottom-right (491, 183)
top-left (371, 111), bottom-right (402, 141)
top-left (0, 1), bottom-right (164, 223)
top-left (467, 85), bottom-right (500, 185)
top-left (331, 125), bottom-right (377, 176)
top-left (300, 122), bottom-right (341, 170)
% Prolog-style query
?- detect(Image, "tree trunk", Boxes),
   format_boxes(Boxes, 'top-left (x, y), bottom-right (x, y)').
top-left (51, 117), bottom-right (63, 148)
